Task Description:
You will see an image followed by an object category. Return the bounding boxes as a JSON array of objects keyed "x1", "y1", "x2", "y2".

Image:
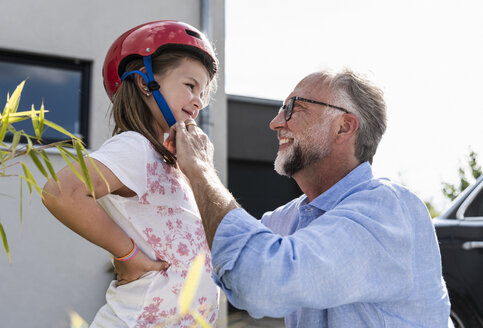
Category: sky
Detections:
[{"x1": 225, "y1": 0, "x2": 483, "y2": 211}]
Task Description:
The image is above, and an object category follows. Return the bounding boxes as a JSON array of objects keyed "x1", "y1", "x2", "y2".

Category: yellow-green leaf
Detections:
[
  {"x1": 29, "y1": 151, "x2": 48, "y2": 178},
  {"x1": 38, "y1": 102, "x2": 45, "y2": 136},
  {"x1": 40, "y1": 150, "x2": 59, "y2": 186},
  {"x1": 10, "y1": 130, "x2": 21, "y2": 156},
  {"x1": 69, "y1": 311, "x2": 88, "y2": 328},
  {"x1": 191, "y1": 310, "x2": 212, "y2": 328},
  {"x1": 0, "y1": 111, "x2": 9, "y2": 142},
  {"x1": 0, "y1": 221, "x2": 11, "y2": 264},
  {"x1": 80, "y1": 143, "x2": 110, "y2": 193},
  {"x1": 20, "y1": 162, "x2": 43, "y2": 198},
  {"x1": 26, "y1": 135, "x2": 33, "y2": 155},
  {"x1": 21, "y1": 162, "x2": 33, "y2": 195},
  {"x1": 44, "y1": 119, "x2": 79, "y2": 140},
  {"x1": 4, "y1": 116, "x2": 29, "y2": 124},
  {"x1": 179, "y1": 253, "x2": 206, "y2": 315},
  {"x1": 57, "y1": 145, "x2": 85, "y2": 184},
  {"x1": 74, "y1": 141, "x2": 94, "y2": 198},
  {"x1": 4, "y1": 80, "x2": 25, "y2": 115},
  {"x1": 30, "y1": 104, "x2": 41, "y2": 139}
]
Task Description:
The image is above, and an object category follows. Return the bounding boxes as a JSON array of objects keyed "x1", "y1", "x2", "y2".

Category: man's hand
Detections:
[
  {"x1": 165, "y1": 119, "x2": 215, "y2": 180},
  {"x1": 166, "y1": 119, "x2": 240, "y2": 249},
  {"x1": 114, "y1": 250, "x2": 170, "y2": 286}
]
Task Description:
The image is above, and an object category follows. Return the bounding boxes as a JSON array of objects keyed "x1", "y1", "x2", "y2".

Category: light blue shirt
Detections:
[{"x1": 211, "y1": 162, "x2": 452, "y2": 327}]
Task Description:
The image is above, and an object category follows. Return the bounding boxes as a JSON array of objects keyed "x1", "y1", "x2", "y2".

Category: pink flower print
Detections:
[
  {"x1": 209, "y1": 312, "x2": 217, "y2": 324},
  {"x1": 198, "y1": 297, "x2": 207, "y2": 305},
  {"x1": 195, "y1": 225, "x2": 205, "y2": 239},
  {"x1": 204, "y1": 253, "x2": 212, "y2": 272},
  {"x1": 166, "y1": 220, "x2": 174, "y2": 231},
  {"x1": 146, "y1": 233, "x2": 162, "y2": 249},
  {"x1": 146, "y1": 162, "x2": 157, "y2": 176},
  {"x1": 139, "y1": 193, "x2": 150, "y2": 204},
  {"x1": 171, "y1": 285, "x2": 181, "y2": 295},
  {"x1": 157, "y1": 206, "x2": 183, "y2": 217},
  {"x1": 176, "y1": 219, "x2": 183, "y2": 229},
  {"x1": 181, "y1": 270, "x2": 188, "y2": 279},
  {"x1": 169, "y1": 307, "x2": 177, "y2": 316},
  {"x1": 149, "y1": 181, "x2": 165, "y2": 195},
  {"x1": 137, "y1": 297, "x2": 163, "y2": 324},
  {"x1": 185, "y1": 232, "x2": 193, "y2": 243},
  {"x1": 177, "y1": 242, "x2": 189, "y2": 256}
]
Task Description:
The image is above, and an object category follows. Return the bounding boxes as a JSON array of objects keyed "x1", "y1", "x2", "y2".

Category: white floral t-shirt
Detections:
[{"x1": 89, "y1": 131, "x2": 218, "y2": 328}]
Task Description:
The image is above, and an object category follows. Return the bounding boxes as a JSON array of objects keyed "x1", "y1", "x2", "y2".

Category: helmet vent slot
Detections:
[{"x1": 185, "y1": 29, "x2": 201, "y2": 40}]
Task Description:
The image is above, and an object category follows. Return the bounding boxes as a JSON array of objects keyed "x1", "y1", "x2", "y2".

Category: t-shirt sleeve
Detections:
[{"x1": 89, "y1": 131, "x2": 148, "y2": 197}]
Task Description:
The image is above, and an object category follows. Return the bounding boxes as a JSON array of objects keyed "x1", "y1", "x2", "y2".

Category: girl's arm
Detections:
[{"x1": 42, "y1": 158, "x2": 168, "y2": 283}]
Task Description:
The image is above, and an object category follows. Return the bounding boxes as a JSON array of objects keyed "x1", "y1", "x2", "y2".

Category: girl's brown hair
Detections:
[{"x1": 110, "y1": 50, "x2": 216, "y2": 166}]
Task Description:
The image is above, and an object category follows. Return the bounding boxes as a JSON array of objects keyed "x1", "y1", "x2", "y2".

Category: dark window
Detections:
[
  {"x1": 0, "y1": 49, "x2": 91, "y2": 146},
  {"x1": 464, "y1": 187, "x2": 483, "y2": 218}
]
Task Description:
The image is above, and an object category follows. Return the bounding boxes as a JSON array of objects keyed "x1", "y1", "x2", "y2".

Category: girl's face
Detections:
[{"x1": 147, "y1": 58, "x2": 210, "y2": 136}]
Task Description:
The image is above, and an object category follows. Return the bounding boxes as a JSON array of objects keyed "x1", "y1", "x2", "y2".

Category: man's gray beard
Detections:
[{"x1": 274, "y1": 141, "x2": 329, "y2": 177}]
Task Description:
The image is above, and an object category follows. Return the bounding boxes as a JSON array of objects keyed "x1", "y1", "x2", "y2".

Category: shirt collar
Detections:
[{"x1": 307, "y1": 161, "x2": 374, "y2": 212}]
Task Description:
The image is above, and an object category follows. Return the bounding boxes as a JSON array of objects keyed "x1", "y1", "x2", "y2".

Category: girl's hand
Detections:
[{"x1": 114, "y1": 249, "x2": 170, "y2": 286}]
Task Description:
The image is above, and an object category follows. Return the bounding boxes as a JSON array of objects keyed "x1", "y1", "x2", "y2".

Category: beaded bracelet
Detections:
[{"x1": 114, "y1": 238, "x2": 138, "y2": 261}]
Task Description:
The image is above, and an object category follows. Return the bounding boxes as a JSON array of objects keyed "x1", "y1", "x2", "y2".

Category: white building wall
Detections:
[{"x1": 0, "y1": 0, "x2": 227, "y2": 326}]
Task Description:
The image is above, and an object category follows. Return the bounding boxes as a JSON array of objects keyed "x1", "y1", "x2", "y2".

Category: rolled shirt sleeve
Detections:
[{"x1": 211, "y1": 185, "x2": 414, "y2": 319}]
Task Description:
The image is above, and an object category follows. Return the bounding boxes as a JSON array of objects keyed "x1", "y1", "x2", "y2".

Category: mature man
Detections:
[{"x1": 174, "y1": 70, "x2": 451, "y2": 326}]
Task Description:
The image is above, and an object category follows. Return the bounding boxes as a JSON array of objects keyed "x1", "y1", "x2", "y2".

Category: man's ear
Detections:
[{"x1": 336, "y1": 114, "x2": 359, "y2": 144}]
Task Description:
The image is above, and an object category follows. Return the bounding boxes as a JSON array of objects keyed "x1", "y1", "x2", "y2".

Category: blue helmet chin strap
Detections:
[{"x1": 120, "y1": 55, "x2": 177, "y2": 127}]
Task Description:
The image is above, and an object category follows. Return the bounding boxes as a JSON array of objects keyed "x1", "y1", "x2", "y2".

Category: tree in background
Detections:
[
  {"x1": 424, "y1": 148, "x2": 481, "y2": 218},
  {"x1": 442, "y1": 149, "x2": 482, "y2": 202}
]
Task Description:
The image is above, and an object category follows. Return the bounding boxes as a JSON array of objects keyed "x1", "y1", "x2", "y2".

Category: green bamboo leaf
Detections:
[
  {"x1": 1, "y1": 92, "x2": 9, "y2": 117},
  {"x1": 0, "y1": 221, "x2": 11, "y2": 264},
  {"x1": 74, "y1": 140, "x2": 94, "y2": 198},
  {"x1": 43, "y1": 119, "x2": 79, "y2": 140},
  {"x1": 78, "y1": 141, "x2": 110, "y2": 193},
  {"x1": 20, "y1": 162, "x2": 43, "y2": 197},
  {"x1": 8, "y1": 110, "x2": 42, "y2": 117},
  {"x1": 21, "y1": 162, "x2": 33, "y2": 195},
  {"x1": 26, "y1": 135, "x2": 33, "y2": 155},
  {"x1": 10, "y1": 130, "x2": 21, "y2": 155},
  {"x1": 38, "y1": 102, "x2": 45, "y2": 136},
  {"x1": 191, "y1": 310, "x2": 211, "y2": 328},
  {"x1": 20, "y1": 174, "x2": 43, "y2": 198},
  {"x1": 0, "y1": 111, "x2": 9, "y2": 142},
  {"x1": 29, "y1": 151, "x2": 48, "y2": 178},
  {"x1": 40, "y1": 150, "x2": 59, "y2": 185},
  {"x1": 57, "y1": 145, "x2": 85, "y2": 184},
  {"x1": 30, "y1": 104, "x2": 40, "y2": 139},
  {"x1": 58, "y1": 144, "x2": 78, "y2": 160},
  {"x1": 5, "y1": 80, "x2": 25, "y2": 114},
  {"x1": 4, "y1": 116, "x2": 29, "y2": 124},
  {"x1": 179, "y1": 253, "x2": 205, "y2": 315}
]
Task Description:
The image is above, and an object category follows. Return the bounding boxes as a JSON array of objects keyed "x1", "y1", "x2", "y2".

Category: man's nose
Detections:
[{"x1": 269, "y1": 109, "x2": 287, "y2": 131}]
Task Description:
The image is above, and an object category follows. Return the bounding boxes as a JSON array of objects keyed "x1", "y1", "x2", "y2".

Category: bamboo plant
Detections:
[{"x1": 0, "y1": 81, "x2": 104, "y2": 264}]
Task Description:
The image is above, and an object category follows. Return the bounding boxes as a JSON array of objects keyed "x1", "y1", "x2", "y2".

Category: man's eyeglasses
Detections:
[{"x1": 279, "y1": 96, "x2": 350, "y2": 121}]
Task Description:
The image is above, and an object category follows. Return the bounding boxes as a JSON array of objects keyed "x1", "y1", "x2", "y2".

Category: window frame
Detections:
[
  {"x1": 457, "y1": 179, "x2": 483, "y2": 220},
  {"x1": 0, "y1": 48, "x2": 91, "y2": 147}
]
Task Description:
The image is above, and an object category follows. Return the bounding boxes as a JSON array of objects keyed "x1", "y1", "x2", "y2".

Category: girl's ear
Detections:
[{"x1": 134, "y1": 67, "x2": 148, "y2": 93}]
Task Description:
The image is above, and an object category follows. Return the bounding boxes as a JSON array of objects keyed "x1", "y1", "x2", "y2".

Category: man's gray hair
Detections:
[{"x1": 326, "y1": 69, "x2": 387, "y2": 164}]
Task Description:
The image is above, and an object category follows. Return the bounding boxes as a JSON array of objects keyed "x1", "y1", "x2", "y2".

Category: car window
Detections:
[{"x1": 464, "y1": 188, "x2": 483, "y2": 218}]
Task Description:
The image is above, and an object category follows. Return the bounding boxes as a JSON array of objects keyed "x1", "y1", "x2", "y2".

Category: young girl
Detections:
[{"x1": 42, "y1": 20, "x2": 219, "y2": 327}]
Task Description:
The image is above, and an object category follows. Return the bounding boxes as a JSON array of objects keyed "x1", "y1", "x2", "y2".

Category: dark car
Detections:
[{"x1": 434, "y1": 176, "x2": 483, "y2": 328}]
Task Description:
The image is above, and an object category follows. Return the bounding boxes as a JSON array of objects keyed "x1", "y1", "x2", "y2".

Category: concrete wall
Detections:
[{"x1": 0, "y1": 0, "x2": 226, "y2": 326}]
